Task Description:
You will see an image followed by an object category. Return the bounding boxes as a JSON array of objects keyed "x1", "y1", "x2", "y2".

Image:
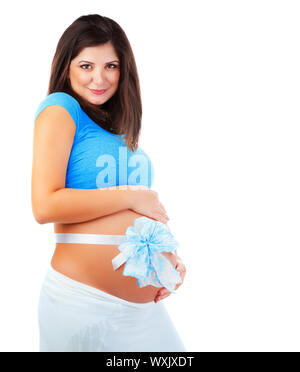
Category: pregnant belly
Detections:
[{"x1": 52, "y1": 210, "x2": 174, "y2": 303}]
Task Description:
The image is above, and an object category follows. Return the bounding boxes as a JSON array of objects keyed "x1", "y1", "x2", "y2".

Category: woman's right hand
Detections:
[{"x1": 127, "y1": 185, "x2": 169, "y2": 224}]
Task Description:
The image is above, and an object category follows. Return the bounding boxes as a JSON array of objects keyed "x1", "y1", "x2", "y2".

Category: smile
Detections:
[{"x1": 89, "y1": 89, "x2": 107, "y2": 95}]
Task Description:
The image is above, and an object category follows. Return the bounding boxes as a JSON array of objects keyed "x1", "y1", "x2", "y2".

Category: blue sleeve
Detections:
[{"x1": 33, "y1": 92, "x2": 81, "y2": 136}]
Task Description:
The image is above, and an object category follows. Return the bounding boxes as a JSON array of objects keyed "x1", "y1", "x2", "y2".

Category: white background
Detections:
[{"x1": 0, "y1": 0, "x2": 299, "y2": 352}]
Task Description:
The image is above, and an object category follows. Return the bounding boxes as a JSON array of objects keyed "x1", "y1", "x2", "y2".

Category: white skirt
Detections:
[{"x1": 38, "y1": 264, "x2": 187, "y2": 352}]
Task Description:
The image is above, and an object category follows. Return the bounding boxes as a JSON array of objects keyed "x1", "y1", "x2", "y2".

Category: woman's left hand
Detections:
[{"x1": 154, "y1": 253, "x2": 186, "y2": 303}]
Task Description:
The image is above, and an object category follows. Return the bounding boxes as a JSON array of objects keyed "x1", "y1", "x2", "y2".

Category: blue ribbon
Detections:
[{"x1": 112, "y1": 216, "x2": 182, "y2": 293}]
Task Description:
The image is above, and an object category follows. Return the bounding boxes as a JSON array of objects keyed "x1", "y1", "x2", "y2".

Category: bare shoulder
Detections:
[{"x1": 35, "y1": 104, "x2": 76, "y2": 134}]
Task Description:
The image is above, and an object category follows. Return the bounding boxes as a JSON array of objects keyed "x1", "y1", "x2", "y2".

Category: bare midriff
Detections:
[{"x1": 52, "y1": 209, "x2": 171, "y2": 303}]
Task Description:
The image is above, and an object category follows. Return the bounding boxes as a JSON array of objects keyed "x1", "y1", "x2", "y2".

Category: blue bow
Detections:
[{"x1": 111, "y1": 216, "x2": 182, "y2": 293}]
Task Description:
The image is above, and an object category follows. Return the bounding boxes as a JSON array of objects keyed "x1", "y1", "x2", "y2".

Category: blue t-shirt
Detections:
[{"x1": 33, "y1": 92, "x2": 155, "y2": 189}]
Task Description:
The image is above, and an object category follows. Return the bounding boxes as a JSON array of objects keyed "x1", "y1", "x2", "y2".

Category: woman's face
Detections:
[{"x1": 68, "y1": 43, "x2": 120, "y2": 105}]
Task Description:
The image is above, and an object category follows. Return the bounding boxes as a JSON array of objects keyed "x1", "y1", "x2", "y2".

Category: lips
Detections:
[{"x1": 90, "y1": 89, "x2": 107, "y2": 95}]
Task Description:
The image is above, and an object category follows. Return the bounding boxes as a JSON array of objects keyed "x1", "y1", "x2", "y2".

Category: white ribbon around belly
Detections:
[{"x1": 55, "y1": 217, "x2": 182, "y2": 293}]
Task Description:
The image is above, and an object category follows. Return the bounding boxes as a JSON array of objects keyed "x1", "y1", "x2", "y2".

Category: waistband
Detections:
[
  {"x1": 46, "y1": 263, "x2": 155, "y2": 309},
  {"x1": 55, "y1": 233, "x2": 125, "y2": 245}
]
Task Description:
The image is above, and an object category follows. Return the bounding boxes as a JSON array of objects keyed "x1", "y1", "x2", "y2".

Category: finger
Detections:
[
  {"x1": 159, "y1": 203, "x2": 168, "y2": 217},
  {"x1": 174, "y1": 265, "x2": 186, "y2": 289},
  {"x1": 178, "y1": 270, "x2": 186, "y2": 283},
  {"x1": 159, "y1": 289, "x2": 171, "y2": 297},
  {"x1": 176, "y1": 263, "x2": 186, "y2": 276},
  {"x1": 178, "y1": 268, "x2": 186, "y2": 279},
  {"x1": 158, "y1": 210, "x2": 169, "y2": 222},
  {"x1": 175, "y1": 256, "x2": 184, "y2": 265},
  {"x1": 156, "y1": 287, "x2": 171, "y2": 297},
  {"x1": 155, "y1": 215, "x2": 169, "y2": 224},
  {"x1": 158, "y1": 201, "x2": 165, "y2": 211},
  {"x1": 155, "y1": 293, "x2": 171, "y2": 302},
  {"x1": 157, "y1": 202, "x2": 169, "y2": 216},
  {"x1": 175, "y1": 269, "x2": 184, "y2": 281}
]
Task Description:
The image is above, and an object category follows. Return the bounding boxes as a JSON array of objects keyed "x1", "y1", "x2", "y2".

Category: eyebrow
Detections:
[{"x1": 78, "y1": 60, "x2": 120, "y2": 64}]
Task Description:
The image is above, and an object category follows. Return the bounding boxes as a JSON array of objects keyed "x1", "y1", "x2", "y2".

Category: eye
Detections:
[
  {"x1": 80, "y1": 64, "x2": 91, "y2": 70},
  {"x1": 80, "y1": 64, "x2": 119, "y2": 70},
  {"x1": 108, "y1": 64, "x2": 119, "y2": 69}
]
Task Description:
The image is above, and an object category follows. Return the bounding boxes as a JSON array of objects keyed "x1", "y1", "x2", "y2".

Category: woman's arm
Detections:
[
  {"x1": 32, "y1": 105, "x2": 169, "y2": 225},
  {"x1": 34, "y1": 186, "x2": 133, "y2": 224},
  {"x1": 31, "y1": 105, "x2": 134, "y2": 224}
]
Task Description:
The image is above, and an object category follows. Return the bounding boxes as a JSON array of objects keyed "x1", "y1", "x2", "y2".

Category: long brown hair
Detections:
[{"x1": 47, "y1": 14, "x2": 142, "y2": 152}]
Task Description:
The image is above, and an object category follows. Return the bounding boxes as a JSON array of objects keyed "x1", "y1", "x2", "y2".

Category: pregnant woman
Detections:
[{"x1": 32, "y1": 14, "x2": 187, "y2": 352}]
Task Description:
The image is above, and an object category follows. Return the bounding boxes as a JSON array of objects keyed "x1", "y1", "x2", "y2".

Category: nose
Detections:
[{"x1": 92, "y1": 67, "x2": 106, "y2": 85}]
